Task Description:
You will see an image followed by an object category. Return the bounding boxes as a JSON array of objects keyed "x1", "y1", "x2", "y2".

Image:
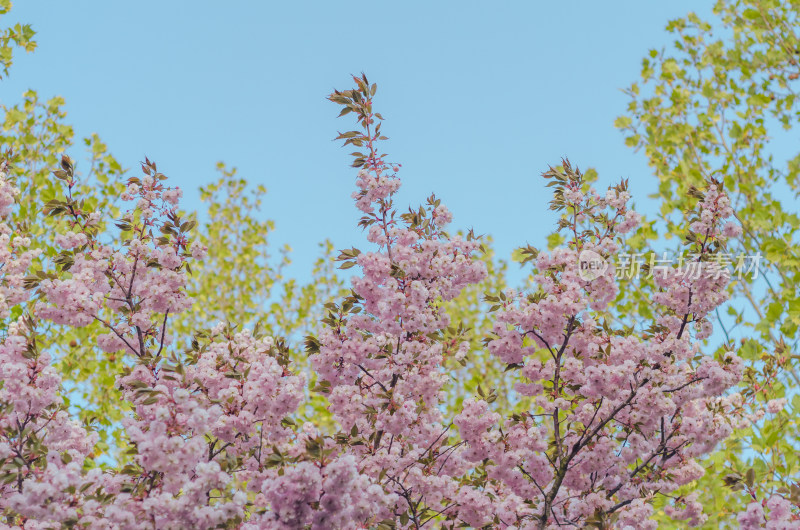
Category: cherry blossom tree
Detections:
[{"x1": 1, "y1": 76, "x2": 792, "y2": 528}]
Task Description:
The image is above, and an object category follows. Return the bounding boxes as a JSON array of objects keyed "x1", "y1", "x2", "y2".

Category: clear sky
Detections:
[{"x1": 2, "y1": 1, "x2": 715, "y2": 285}]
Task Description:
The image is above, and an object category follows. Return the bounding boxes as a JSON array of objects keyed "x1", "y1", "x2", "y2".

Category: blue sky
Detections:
[{"x1": 2, "y1": 1, "x2": 714, "y2": 285}]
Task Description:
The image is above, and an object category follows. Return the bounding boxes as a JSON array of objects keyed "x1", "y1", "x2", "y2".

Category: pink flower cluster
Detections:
[
  {"x1": 456, "y1": 172, "x2": 747, "y2": 527},
  {"x1": 0, "y1": 166, "x2": 104, "y2": 527},
  {"x1": 35, "y1": 166, "x2": 194, "y2": 349},
  {"x1": 0, "y1": 317, "x2": 105, "y2": 526},
  {"x1": 310, "y1": 120, "x2": 495, "y2": 525},
  {"x1": 738, "y1": 496, "x2": 796, "y2": 529},
  {"x1": 0, "y1": 156, "x2": 395, "y2": 529},
  {"x1": 0, "y1": 169, "x2": 41, "y2": 320}
]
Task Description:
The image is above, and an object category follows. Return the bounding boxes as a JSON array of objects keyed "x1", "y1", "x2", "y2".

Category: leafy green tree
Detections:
[
  {"x1": 178, "y1": 162, "x2": 344, "y2": 336},
  {"x1": 0, "y1": 0, "x2": 34, "y2": 78},
  {"x1": 618, "y1": 0, "x2": 800, "y2": 525}
]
